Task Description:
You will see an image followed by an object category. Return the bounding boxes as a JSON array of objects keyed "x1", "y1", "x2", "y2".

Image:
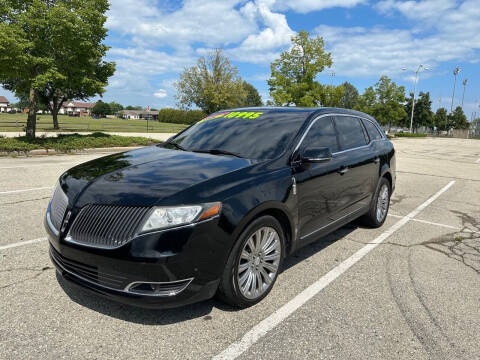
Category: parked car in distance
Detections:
[{"x1": 45, "y1": 107, "x2": 396, "y2": 308}]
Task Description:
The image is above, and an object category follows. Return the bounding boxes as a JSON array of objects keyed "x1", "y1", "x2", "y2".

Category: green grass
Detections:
[
  {"x1": 0, "y1": 132, "x2": 158, "y2": 153},
  {"x1": 393, "y1": 132, "x2": 428, "y2": 137},
  {"x1": 0, "y1": 113, "x2": 187, "y2": 133}
]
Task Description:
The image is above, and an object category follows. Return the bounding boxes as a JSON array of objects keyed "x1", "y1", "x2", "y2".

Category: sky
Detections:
[{"x1": 1, "y1": 0, "x2": 480, "y2": 119}]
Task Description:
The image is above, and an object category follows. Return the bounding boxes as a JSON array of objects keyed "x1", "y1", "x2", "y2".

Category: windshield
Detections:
[{"x1": 166, "y1": 110, "x2": 307, "y2": 160}]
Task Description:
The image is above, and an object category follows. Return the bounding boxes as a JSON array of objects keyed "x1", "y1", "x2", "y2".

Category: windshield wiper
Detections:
[
  {"x1": 165, "y1": 142, "x2": 187, "y2": 151},
  {"x1": 191, "y1": 148, "x2": 245, "y2": 158}
]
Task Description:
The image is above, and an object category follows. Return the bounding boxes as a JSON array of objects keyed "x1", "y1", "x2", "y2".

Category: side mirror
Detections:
[{"x1": 300, "y1": 147, "x2": 332, "y2": 163}]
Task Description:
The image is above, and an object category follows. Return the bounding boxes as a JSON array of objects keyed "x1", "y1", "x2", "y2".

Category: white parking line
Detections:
[
  {"x1": 388, "y1": 214, "x2": 460, "y2": 230},
  {"x1": 213, "y1": 180, "x2": 455, "y2": 360},
  {"x1": 0, "y1": 237, "x2": 47, "y2": 251},
  {"x1": 0, "y1": 186, "x2": 53, "y2": 195}
]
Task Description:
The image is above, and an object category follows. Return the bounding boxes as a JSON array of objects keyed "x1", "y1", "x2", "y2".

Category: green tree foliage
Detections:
[
  {"x1": 0, "y1": 0, "x2": 114, "y2": 137},
  {"x1": 125, "y1": 105, "x2": 142, "y2": 110},
  {"x1": 157, "y1": 108, "x2": 206, "y2": 125},
  {"x1": 92, "y1": 101, "x2": 111, "y2": 117},
  {"x1": 434, "y1": 107, "x2": 448, "y2": 131},
  {"x1": 267, "y1": 30, "x2": 333, "y2": 106},
  {"x1": 404, "y1": 92, "x2": 434, "y2": 131},
  {"x1": 339, "y1": 82, "x2": 359, "y2": 109},
  {"x1": 109, "y1": 102, "x2": 124, "y2": 114},
  {"x1": 355, "y1": 76, "x2": 406, "y2": 129},
  {"x1": 242, "y1": 81, "x2": 263, "y2": 107},
  {"x1": 175, "y1": 49, "x2": 246, "y2": 113},
  {"x1": 448, "y1": 106, "x2": 469, "y2": 129}
]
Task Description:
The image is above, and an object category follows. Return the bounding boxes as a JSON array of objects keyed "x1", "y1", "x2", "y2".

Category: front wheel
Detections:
[
  {"x1": 218, "y1": 216, "x2": 285, "y2": 308},
  {"x1": 362, "y1": 177, "x2": 391, "y2": 228}
]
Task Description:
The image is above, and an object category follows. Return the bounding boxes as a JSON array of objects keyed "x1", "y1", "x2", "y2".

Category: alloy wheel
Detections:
[
  {"x1": 376, "y1": 184, "x2": 390, "y2": 222},
  {"x1": 237, "y1": 226, "x2": 281, "y2": 300}
]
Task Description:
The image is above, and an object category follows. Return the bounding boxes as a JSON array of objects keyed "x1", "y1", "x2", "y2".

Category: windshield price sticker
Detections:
[{"x1": 198, "y1": 111, "x2": 263, "y2": 123}]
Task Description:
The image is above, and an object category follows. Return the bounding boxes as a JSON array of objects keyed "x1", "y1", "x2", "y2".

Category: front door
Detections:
[{"x1": 294, "y1": 116, "x2": 348, "y2": 240}]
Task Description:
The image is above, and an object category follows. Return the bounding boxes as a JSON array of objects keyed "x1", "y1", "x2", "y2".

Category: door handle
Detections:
[
  {"x1": 374, "y1": 157, "x2": 380, "y2": 164},
  {"x1": 338, "y1": 166, "x2": 349, "y2": 175}
]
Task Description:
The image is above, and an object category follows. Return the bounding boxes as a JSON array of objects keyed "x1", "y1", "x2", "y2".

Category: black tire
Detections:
[
  {"x1": 217, "y1": 215, "x2": 285, "y2": 308},
  {"x1": 362, "y1": 177, "x2": 391, "y2": 228}
]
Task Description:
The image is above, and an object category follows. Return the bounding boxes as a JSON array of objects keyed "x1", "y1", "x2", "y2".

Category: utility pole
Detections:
[
  {"x1": 450, "y1": 67, "x2": 460, "y2": 112},
  {"x1": 461, "y1": 79, "x2": 468, "y2": 109},
  {"x1": 402, "y1": 64, "x2": 429, "y2": 133}
]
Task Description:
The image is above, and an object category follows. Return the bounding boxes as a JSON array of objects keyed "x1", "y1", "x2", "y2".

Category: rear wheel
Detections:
[
  {"x1": 218, "y1": 216, "x2": 285, "y2": 308},
  {"x1": 362, "y1": 177, "x2": 391, "y2": 228}
]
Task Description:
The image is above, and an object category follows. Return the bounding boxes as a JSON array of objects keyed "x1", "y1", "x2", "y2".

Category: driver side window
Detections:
[{"x1": 302, "y1": 116, "x2": 339, "y2": 153}]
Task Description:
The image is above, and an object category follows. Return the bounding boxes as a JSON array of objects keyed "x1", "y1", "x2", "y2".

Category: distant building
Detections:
[
  {"x1": 59, "y1": 101, "x2": 96, "y2": 116},
  {"x1": 120, "y1": 110, "x2": 158, "y2": 121},
  {"x1": 0, "y1": 96, "x2": 10, "y2": 112}
]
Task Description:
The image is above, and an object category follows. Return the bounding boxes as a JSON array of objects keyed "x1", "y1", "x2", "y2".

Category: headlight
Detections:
[{"x1": 140, "y1": 202, "x2": 221, "y2": 233}]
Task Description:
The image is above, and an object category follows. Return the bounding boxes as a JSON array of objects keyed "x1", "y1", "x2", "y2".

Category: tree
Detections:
[
  {"x1": 175, "y1": 49, "x2": 246, "y2": 113},
  {"x1": 339, "y1": 82, "x2": 359, "y2": 109},
  {"x1": 0, "y1": 0, "x2": 114, "y2": 137},
  {"x1": 434, "y1": 108, "x2": 448, "y2": 131},
  {"x1": 109, "y1": 102, "x2": 124, "y2": 114},
  {"x1": 242, "y1": 81, "x2": 263, "y2": 107},
  {"x1": 267, "y1": 30, "x2": 332, "y2": 106},
  {"x1": 355, "y1": 76, "x2": 406, "y2": 130},
  {"x1": 125, "y1": 105, "x2": 142, "y2": 110},
  {"x1": 448, "y1": 106, "x2": 469, "y2": 129},
  {"x1": 92, "y1": 101, "x2": 111, "y2": 117},
  {"x1": 404, "y1": 91, "x2": 434, "y2": 132}
]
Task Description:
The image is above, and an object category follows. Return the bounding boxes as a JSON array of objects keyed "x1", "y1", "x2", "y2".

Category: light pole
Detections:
[
  {"x1": 461, "y1": 79, "x2": 468, "y2": 109},
  {"x1": 450, "y1": 67, "x2": 460, "y2": 112},
  {"x1": 328, "y1": 71, "x2": 335, "y2": 85},
  {"x1": 402, "y1": 64, "x2": 429, "y2": 133}
]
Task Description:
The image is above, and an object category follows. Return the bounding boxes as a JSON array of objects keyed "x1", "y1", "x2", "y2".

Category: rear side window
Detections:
[
  {"x1": 334, "y1": 116, "x2": 368, "y2": 150},
  {"x1": 362, "y1": 119, "x2": 383, "y2": 140},
  {"x1": 302, "y1": 116, "x2": 339, "y2": 152}
]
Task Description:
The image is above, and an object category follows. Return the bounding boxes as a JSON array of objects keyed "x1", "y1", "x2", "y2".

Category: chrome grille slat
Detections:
[
  {"x1": 67, "y1": 204, "x2": 150, "y2": 248},
  {"x1": 50, "y1": 185, "x2": 69, "y2": 230}
]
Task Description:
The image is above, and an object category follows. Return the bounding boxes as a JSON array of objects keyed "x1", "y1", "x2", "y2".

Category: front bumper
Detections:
[{"x1": 45, "y1": 211, "x2": 232, "y2": 309}]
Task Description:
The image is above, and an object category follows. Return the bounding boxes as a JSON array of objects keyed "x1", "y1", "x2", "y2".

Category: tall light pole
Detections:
[
  {"x1": 402, "y1": 64, "x2": 429, "y2": 133},
  {"x1": 461, "y1": 79, "x2": 468, "y2": 109},
  {"x1": 450, "y1": 67, "x2": 460, "y2": 112},
  {"x1": 328, "y1": 71, "x2": 335, "y2": 85}
]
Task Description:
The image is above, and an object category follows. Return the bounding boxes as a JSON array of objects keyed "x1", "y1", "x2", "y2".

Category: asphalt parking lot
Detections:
[{"x1": 1, "y1": 137, "x2": 479, "y2": 360}]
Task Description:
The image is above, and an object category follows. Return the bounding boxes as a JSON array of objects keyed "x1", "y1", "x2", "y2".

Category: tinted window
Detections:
[
  {"x1": 362, "y1": 119, "x2": 383, "y2": 140},
  {"x1": 334, "y1": 116, "x2": 368, "y2": 150},
  {"x1": 168, "y1": 111, "x2": 306, "y2": 160},
  {"x1": 301, "y1": 116, "x2": 339, "y2": 152}
]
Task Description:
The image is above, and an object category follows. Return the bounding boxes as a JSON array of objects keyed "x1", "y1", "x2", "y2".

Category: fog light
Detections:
[{"x1": 125, "y1": 278, "x2": 193, "y2": 297}]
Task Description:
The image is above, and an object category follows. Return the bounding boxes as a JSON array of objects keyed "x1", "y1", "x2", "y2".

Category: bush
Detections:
[
  {"x1": 393, "y1": 132, "x2": 428, "y2": 137},
  {"x1": 0, "y1": 132, "x2": 156, "y2": 153},
  {"x1": 158, "y1": 108, "x2": 206, "y2": 125}
]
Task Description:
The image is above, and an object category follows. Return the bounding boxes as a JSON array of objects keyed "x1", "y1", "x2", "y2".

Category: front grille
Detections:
[
  {"x1": 50, "y1": 185, "x2": 69, "y2": 230},
  {"x1": 67, "y1": 204, "x2": 151, "y2": 248},
  {"x1": 50, "y1": 246, "x2": 127, "y2": 289}
]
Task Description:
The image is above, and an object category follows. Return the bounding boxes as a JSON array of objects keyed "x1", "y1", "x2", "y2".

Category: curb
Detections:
[{"x1": 0, "y1": 146, "x2": 146, "y2": 157}]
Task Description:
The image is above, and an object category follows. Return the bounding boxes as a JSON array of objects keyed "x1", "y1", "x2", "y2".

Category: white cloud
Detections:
[
  {"x1": 154, "y1": 89, "x2": 167, "y2": 98},
  {"x1": 314, "y1": 0, "x2": 480, "y2": 78},
  {"x1": 107, "y1": 0, "x2": 257, "y2": 48},
  {"x1": 275, "y1": 0, "x2": 367, "y2": 13}
]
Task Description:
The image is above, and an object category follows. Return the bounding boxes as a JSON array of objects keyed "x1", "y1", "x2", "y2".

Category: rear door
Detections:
[{"x1": 332, "y1": 115, "x2": 378, "y2": 217}]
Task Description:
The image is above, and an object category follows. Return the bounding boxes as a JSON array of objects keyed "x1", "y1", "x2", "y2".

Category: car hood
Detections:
[{"x1": 61, "y1": 146, "x2": 255, "y2": 207}]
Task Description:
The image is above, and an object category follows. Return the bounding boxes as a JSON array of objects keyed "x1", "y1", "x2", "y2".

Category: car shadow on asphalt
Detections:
[{"x1": 56, "y1": 222, "x2": 360, "y2": 325}]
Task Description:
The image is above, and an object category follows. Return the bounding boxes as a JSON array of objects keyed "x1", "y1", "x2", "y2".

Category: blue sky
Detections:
[{"x1": 2, "y1": 0, "x2": 479, "y2": 118}]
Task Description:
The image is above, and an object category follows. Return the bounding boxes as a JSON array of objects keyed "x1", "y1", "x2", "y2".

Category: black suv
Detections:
[{"x1": 45, "y1": 107, "x2": 395, "y2": 308}]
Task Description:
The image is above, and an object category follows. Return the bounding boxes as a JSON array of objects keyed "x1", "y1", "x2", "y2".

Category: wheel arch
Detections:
[{"x1": 231, "y1": 201, "x2": 296, "y2": 257}]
